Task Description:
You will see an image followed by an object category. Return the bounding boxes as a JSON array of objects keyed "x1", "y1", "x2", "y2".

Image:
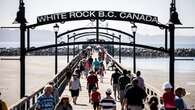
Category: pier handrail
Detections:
[
  {"x1": 10, "y1": 53, "x2": 82, "y2": 110},
  {"x1": 106, "y1": 52, "x2": 163, "y2": 101}
]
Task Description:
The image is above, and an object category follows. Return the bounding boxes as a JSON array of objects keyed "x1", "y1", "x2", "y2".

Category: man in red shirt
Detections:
[
  {"x1": 91, "y1": 87, "x2": 101, "y2": 110},
  {"x1": 87, "y1": 70, "x2": 99, "y2": 102}
]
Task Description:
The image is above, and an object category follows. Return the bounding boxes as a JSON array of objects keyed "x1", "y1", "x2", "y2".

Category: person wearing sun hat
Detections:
[
  {"x1": 99, "y1": 88, "x2": 116, "y2": 110},
  {"x1": 54, "y1": 95, "x2": 72, "y2": 110},
  {"x1": 161, "y1": 81, "x2": 176, "y2": 110}
]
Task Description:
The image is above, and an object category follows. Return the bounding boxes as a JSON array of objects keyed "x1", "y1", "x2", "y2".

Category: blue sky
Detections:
[{"x1": 0, "y1": 0, "x2": 195, "y2": 36}]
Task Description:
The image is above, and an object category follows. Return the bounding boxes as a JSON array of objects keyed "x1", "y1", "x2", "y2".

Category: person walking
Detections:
[
  {"x1": 48, "y1": 81, "x2": 59, "y2": 104},
  {"x1": 110, "y1": 68, "x2": 121, "y2": 100},
  {"x1": 118, "y1": 70, "x2": 131, "y2": 105},
  {"x1": 69, "y1": 74, "x2": 81, "y2": 104},
  {"x1": 123, "y1": 79, "x2": 147, "y2": 110},
  {"x1": 93, "y1": 58, "x2": 100, "y2": 72},
  {"x1": 135, "y1": 71, "x2": 145, "y2": 90},
  {"x1": 0, "y1": 92, "x2": 8, "y2": 110},
  {"x1": 99, "y1": 88, "x2": 116, "y2": 110},
  {"x1": 36, "y1": 85, "x2": 55, "y2": 110},
  {"x1": 54, "y1": 96, "x2": 72, "y2": 110},
  {"x1": 99, "y1": 62, "x2": 105, "y2": 83},
  {"x1": 91, "y1": 87, "x2": 101, "y2": 110},
  {"x1": 87, "y1": 70, "x2": 99, "y2": 102}
]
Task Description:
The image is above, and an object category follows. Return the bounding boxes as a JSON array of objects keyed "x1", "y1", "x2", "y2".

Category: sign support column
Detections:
[{"x1": 14, "y1": 0, "x2": 27, "y2": 98}]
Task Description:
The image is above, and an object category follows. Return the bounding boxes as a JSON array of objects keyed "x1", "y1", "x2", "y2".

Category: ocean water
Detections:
[
  {"x1": 115, "y1": 56, "x2": 195, "y2": 108},
  {"x1": 0, "y1": 56, "x2": 195, "y2": 107},
  {"x1": 0, "y1": 42, "x2": 195, "y2": 48}
]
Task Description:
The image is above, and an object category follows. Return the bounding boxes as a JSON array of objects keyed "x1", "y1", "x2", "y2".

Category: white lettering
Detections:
[
  {"x1": 61, "y1": 13, "x2": 67, "y2": 19},
  {"x1": 37, "y1": 11, "x2": 159, "y2": 26},
  {"x1": 119, "y1": 12, "x2": 126, "y2": 19},
  {"x1": 139, "y1": 14, "x2": 145, "y2": 21},
  {"x1": 76, "y1": 11, "x2": 82, "y2": 18},
  {"x1": 99, "y1": 11, "x2": 105, "y2": 17},
  {"x1": 126, "y1": 13, "x2": 133, "y2": 19},
  {"x1": 132, "y1": 13, "x2": 139, "y2": 20},
  {"x1": 83, "y1": 11, "x2": 89, "y2": 17},
  {"x1": 69, "y1": 11, "x2": 76, "y2": 18},
  {"x1": 107, "y1": 11, "x2": 114, "y2": 17},
  {"x1": 46, "y1": 15, "x2": 54, "y2": 21},
  {"x1": 37, "y1": 16, "x2": 47, "y2": 23},
  {"x1": 152, "y1": 17, "x2": 158, "y2": 23},
  {"x1": 90, "y1": 11, "x2": 95, "y2": 17},
  {"x1": 146, "y1": 15, "x2": 152, "y2": 22}
]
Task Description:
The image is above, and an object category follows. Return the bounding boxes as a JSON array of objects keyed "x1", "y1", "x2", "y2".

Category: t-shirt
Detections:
[
  {"x1": 135, "y1": 76, "x2": 145, "y2": 90},
  {"x1": 91, "y1": 91, "x2": 101, "y2": 102},
  {"x1": 162, "y1": 91, "x2": 176, "y2": 109},
  {"x1": 118, "y1": 75, "x2": 130, "y2": 90},
  {"x1": 87, "y1": 75, "x2": 98, "y2": 85},
  {"x1": 125, "y1": 86, "x2": 147, "y2": 106},
  {"x1": 70, "y1": 78, "x2": 80, "y2": 90},
  {"x1": 175, "y1": 96, "x2": 185, "y2": 110},
  {"x1": 100, "y1": 97, "x2": 116, "y2": 110},
  {"x1": 36, "y1": 94, "x2": 55, "y2": 110},
  {"x1": 111, "y1": 72, "x2": 121, "y2": 84},
  {"x1": 93, "y1": 60, "x2": 100, "y2": 69}
]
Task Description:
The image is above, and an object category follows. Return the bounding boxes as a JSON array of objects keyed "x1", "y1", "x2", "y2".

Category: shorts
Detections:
[
  {"x1": 93, "y1": 102, "x2": 100, "y2": 109},
  {"x1": 88, "y1": 84, "x2": 96, "y2": 93},
  {"x1": 119, "y1": 90, "x2": 125, "y2": 102},
  {"x1": 113, "y1": 84, "x2": 119, "y2": 91},
  {"x1": 71, "y1": 89, "x2": 79, "y2": 97}
]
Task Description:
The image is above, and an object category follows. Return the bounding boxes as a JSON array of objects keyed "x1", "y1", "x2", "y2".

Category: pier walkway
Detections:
[
  {"x1": 61, "y1": 68, "x2": 122, "y2": 110},
  {"x1": 10, "y1": 50, "x2": 161, "y2": 110}
]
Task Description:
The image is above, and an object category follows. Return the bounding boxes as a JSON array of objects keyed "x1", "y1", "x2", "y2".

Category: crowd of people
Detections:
[
  {"x1": 110, "y1": 68, "x2": 147, "y2": 110},
  {"x1": 1, "y1": 46, "x2": 190, "y2": 110}
]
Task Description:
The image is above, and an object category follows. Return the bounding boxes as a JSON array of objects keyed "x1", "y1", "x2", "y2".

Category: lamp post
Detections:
[
  {"x1": 13, "y1": 0, "x2": 27, "y2": 98},
  {"x1": 53, "y1": 24, "x2": 59, "y2": 75},
  {"x1": 168, "y1": 0, "x2": 182, "y2": 90},
  {"x1": 131, "y1": 24, "x2": 137, "y2": 74}
]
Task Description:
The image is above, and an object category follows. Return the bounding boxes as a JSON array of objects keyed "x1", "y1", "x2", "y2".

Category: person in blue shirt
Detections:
[
  {"x1": 93, "y1": 58, "x2": 100, "y2": 72},
  {"x1": 36, "y1": 85, "x2": 55, "y2": 110},
  {"x1": 175, "y1": 87, "x2": 187, "y2": 110}
]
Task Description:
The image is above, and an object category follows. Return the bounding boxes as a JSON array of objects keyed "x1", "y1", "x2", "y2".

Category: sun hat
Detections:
[
  {"x1": 106, "y1": 88, "x2": 112, "y2": 94},
  {"x1": 60, "y1": 95, "x2": 70, "y2": 101},
  {"x1": 162, "y1": 81, "x2": 172, "y2": 89}
]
